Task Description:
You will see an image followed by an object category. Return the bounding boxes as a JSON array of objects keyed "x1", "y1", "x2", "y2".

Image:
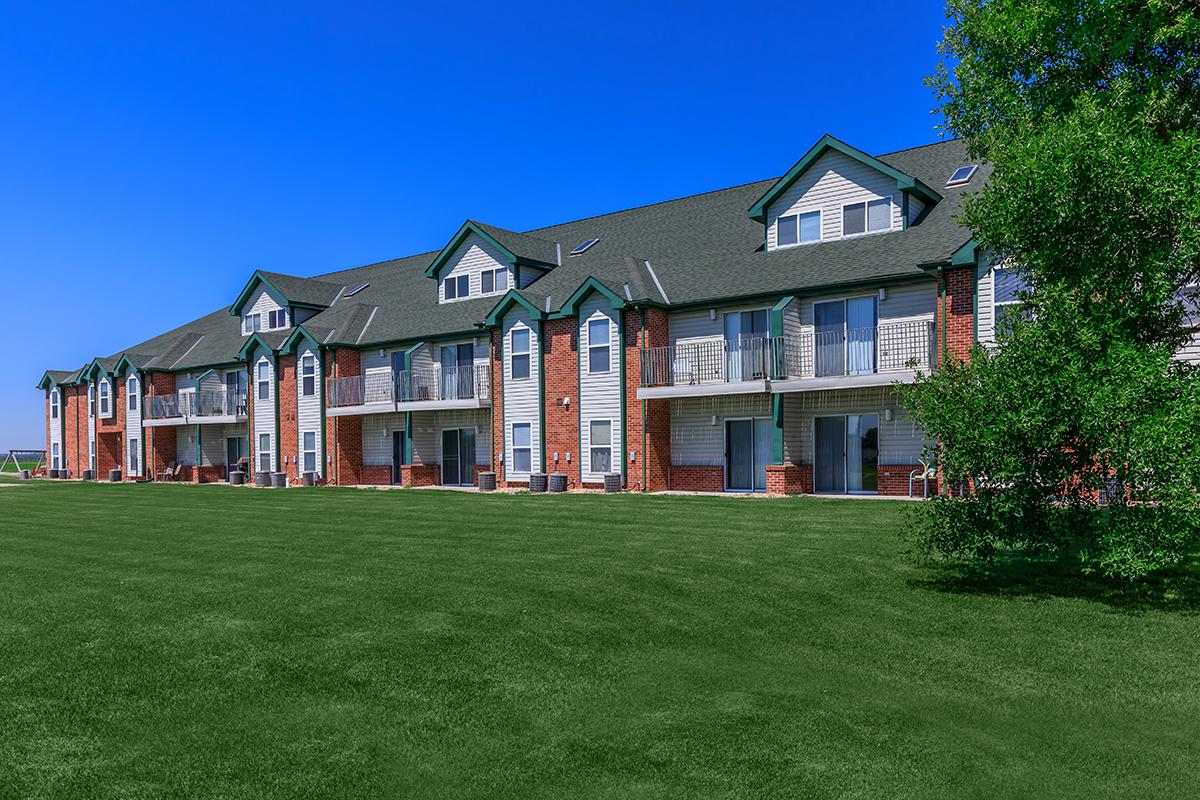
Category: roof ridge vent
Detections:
[{"x1": 343, "y1": 282, "x2": 369, "y2": 298}]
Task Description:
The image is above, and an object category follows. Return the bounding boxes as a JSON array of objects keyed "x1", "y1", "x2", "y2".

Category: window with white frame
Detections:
[
  {"x1": 443, "y1": 274, "x2": 470, "y2": 301},
  {"x1": 268, "y1": 309, "x2": 288, "y2": 329},
  {"x1": 89, "y1": 439, "x2": 95, "y2": 472},
  {"x1": 98, "y1": 380, "x2": 110, "y2": 417},
  {"x1": 51, "y1": 389, "x2": 59, "y2": 419},
  {"x1": 302, "y1": 431, "x2": 317, "y2": 474},
  {"x1": 51, "y1": 442, "x2": 59, "y2": 469},
  {"x1": 510, "y1": 327, "x2": 531, "y2": 380},
  {"x1": 257, "y1": 360, "x2": 270, "y2": 400},
  {"x1": 994, "y1": 266, "x2": 1031, "y2": 334},
  {"x1": 87, "y1": 384, "x2": 94, "y2": 418},
  {"x1": 127, "y1": 376, "x2": 138, "y2": 411},
  {"x1": 244, "y1": 313, "x2": 262, "y2": 333},
  {"x1": 589, "y1": 419, "x2": 612, "y2": 474},
  {"x1": 481, "y1": 267, "x2": 509, "y2": 295},
  {"x1": 512, "y1": 423, "x2": 531, "y2": 473},
  {"x1": 301, "y1": 355, "x2": 316, "y2": 396},
  {"x1": 777, "y1": 210, "x2": 821, "y2": 247},
  {"x1": 128, "y1": 438, "x2": 139, "y2": 475},
  {"x1": 587, "y1": 318, "x2": 610, "y2": 373},
  {"x1": 842, "y1": 198, "x2": 892, "y2": 236},
  {"x1": 259, "y1": 433, "x2": 271, "y2": 472}
]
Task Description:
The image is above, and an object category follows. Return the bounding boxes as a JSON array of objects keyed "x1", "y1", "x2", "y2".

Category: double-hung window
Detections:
[
  {"x1": 98, "y1": 380, "x2": 110, "y2": 417},
  {"x1": 259, "y1": 433, "x2": 271, "y2": 473},
  {"x1": 444, "y1": 274, "x2": 470, "y2": 300},
  {"x1": 842, "y1": 198, "x2": 891, "y2": 236},
  {"x1": 512, "y1": 423, "x2": 532, "y2": 473},
  {"x1": 52, "y1": 442, "x2": 60, "y2": 469},
  {"x1": 245, "y1": 313, "x2": 261, "y2": 333},
  {"x1": 510, "y1": 328, "x2": 531, "y2": 380},
  {"x1": 257, "y1": 361, "x2": 270, "y2": 401},
  {"x1": 777, "y1": 210, "x2": 820, "y2": 247},
  {"x1": 994, "y1": 266, "x2": 1031, "y2": 335},
  {"x1": 301, "y1": 355, "x2": 316, "y2": 396},
  {"x1": 589, "y1": 420, "x2": 612, "y2": 474},
  {"x1": 302, "y1": 431, "x2": 317, "y2": 474},
  {"x1": 87, "y1": 385, "x2": 94, "y2": 418},
  {"x1": 268, "y1": 309, "x2": 287, "y2": 329},
  {"x1": 127, "y1": 377, "x2": 138, "y2": 411},
  {"x1": 481, "y1": 268, "x2": 508, "y2": 294},
  {"x1": 128, "y1": 439, "x2": 139, "y2": 475},
  {"x1": 51, "y1": 389, "x2": 59, "y2": 420},
  {"x1": 587, "y1": 318, "x2": 610, "y2": 373}
]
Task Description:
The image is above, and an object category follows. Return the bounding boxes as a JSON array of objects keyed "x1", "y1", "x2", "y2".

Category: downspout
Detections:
[
  {"x1": 640, "y1": 307, "x2": 647, "y2": 492},
  {"x1": 617, "y1": 306, "x2": 626, "y2": 485},
  {"x1": 319, "y1": 351, "x2": 327, "y2": 482},
  {"x1": 938, "y1": 266, "x2": 947, "y2": 366}
]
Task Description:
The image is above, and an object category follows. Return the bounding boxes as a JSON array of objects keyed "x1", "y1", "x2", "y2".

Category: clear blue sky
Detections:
[{"x1": 0, "y1": 0, "x2": 950, "y2": 451}]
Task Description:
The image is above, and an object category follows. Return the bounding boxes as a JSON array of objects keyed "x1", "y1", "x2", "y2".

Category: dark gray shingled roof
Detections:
[{"x1": 74, "y1": 137, "x2": 982, "y2": 373}]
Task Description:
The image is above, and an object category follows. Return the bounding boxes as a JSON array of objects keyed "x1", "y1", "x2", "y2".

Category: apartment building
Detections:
[{"x1": 38, "y1": 135, "x2": 1026, "y2": 495}]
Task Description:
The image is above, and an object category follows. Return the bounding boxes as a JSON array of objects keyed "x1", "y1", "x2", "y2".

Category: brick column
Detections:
[
  {"x1": 146, "y1": 372, "x2": 177, "y2": 479},
  {"x1": 624, "y1": 307, "x2": 670, "y2": 491},
  {"x1": 939, "y1": 265, "x2": 976, "y2": 363},
  {"x1": 278, "y1": 354, "x2": 299, "y2": 484},
  {"x1": 490, "y1": 327, "x2": 507, "y2": 487},
  {"x1": 542, "y1": 317, "x2": 580, "y2": 486},
  {"x1": 330, "y1": 349, "x2": 362, "y2": 485}
]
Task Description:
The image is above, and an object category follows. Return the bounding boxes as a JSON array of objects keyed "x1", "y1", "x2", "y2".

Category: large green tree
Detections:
[{"x1": 901, "y1": 0, "x2": 1200, "y2": 579}]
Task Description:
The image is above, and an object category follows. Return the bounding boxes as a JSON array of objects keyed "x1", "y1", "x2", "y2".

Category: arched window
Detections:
[
  {"x1": 98, "y1": 379, "x2": 111, "y2": 417},
  {"x1": 127, "y1": 376, "x2": 139, "y2": 411},
  {"x1": 50, "y1": 389, "x2": 59, "y2": 420},
  {"x1": 87, "y1": 384, "x2": 95, "y2": 418}
]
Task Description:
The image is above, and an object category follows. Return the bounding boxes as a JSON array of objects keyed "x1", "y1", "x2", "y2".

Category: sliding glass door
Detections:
[
  {"x1": 813, "y1": 297, "x2": 878, "y2": 377},
  {"x1": 441, "y1": 427, "x2": 476, "y2": 486},
  {"x1": 814, "y1": 414, "x2": 879, "y2": 493},
  {"x1": 725, "y1": 417, "x2": 771, "y2": 492},
  {"x1": 723, "y1": 310, "x2": 769, "y2": 382}
]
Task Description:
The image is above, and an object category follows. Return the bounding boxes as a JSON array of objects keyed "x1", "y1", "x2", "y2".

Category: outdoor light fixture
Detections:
[
  {"x1": 566, "y1": 452, "x2": 572, "y2": 462},
  {"x1": 878, "y1": 288, "x2": 888, "y2": 301},
  {"x1": 884, "y1": 408, "x2": 895, "y2": 422},
  {"x1": 709, "y1": 309, "x2": 717, "y2": 321}
]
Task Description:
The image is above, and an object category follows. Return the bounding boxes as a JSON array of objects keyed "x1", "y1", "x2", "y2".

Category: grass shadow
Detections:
[{"x1": 907, "y1": 554, "x2": 1200, "y2": 615}]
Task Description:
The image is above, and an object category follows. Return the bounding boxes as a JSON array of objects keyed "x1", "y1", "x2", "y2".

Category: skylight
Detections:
[
  {"x1": 570, "y1": 238, "x2": 599, "y2": 256},
  {"x1": 344, "y1": 282, "x2": 369, "y2": 297},
  {"x1": 946, "y1": 165, "x2": 978, "y2": 186}
]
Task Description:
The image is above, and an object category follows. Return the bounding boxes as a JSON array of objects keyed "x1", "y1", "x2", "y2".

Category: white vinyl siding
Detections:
[
  {"x1": 976, "y1": 260, "x2": 996, "y2": 343},
  {"x1": 781, "y1": 387, "x2": 930, "y2": 467},
  {"x1": 242, "y1": 288, "x2": 287, "y2": 335},
  {"x1": 362, "y1": 412, "x2": 407, "y2": 466},
  {"x1": 125, "y1": 374, "x2": 142, "y2": 476},
  {"x1": 48, "y1": 390, "x2": 62, "y2": 467},
  {"x1": 251, "y1": 353, "x2": 276, "y2": 472},
  {"x1": 296, "y1": 347, "x2": 323, "y2": 476},
  {"x1": 409, "y1": 409, "x2": 492, "y2": 466},
  {"x1": 670, "y1": 394, "x2": 772, "y2": 466},
  {"x1": 668, "y1": 302, "x2": 776, "y2": 349},
  {"x1": 502, "y1": 310, "x2": 541, "y2": 479},
  {"x1": 765, "y1": 150, "x2": 904, "y2": 250},
  {"x1": 579, "y1": 297, "x2": 622, "y2": 481},
  {"x1": 438, "y1": 233, "x2": 514, "y2": 303}
]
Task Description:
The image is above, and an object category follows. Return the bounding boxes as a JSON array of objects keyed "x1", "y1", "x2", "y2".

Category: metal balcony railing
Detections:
[
  {"x1": 146, "y1": 389, "x2": 247, "y2": 419},
  {"x1": 325, "y1": 363, "x2": 491, "y2": 408},
  {"x1": 638, "y1": 322, "x2": 935, "y2": 388}
]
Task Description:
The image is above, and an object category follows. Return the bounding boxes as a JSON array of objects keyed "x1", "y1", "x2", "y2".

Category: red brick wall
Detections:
[
  {"x1": 63, "y1": 385, "x2": 82, "y2": 475},
  {"x1": 329, "y1": 349, "x2": 362, "y2": 486},
  {"x1": 278, "y1": 354, "x2": 299, "y2": 483},
  {"x1": 146, "y1": 373, "x2": 177, "y2": 479},
  {"x1": 94, "y1": 377, "x2": 125, "y2": 477},
  {"x1": 669, "y1": 465, "x2": 724, "y2": 492},
  {"x1": 625, "y1": 307, "x2": 671, "y2": 491},
  {"x1": 489, "y1": 327, "x2": 508, "y2": 486},
  {"x1": 940, "y1": 266, "x2": 975, "y2": 363},
  {"x1": 766, "y1": 464, "x2": 811, "y2": 495},
  {"x1": 542, "y1": 317, "x2": 580, "y2": 484},
  {"x1": 403, "y1": 463, "x2": 438, "y2": 486},
  {"x1": 878, "y1": 465, "x2": 938, "y2": 497}
]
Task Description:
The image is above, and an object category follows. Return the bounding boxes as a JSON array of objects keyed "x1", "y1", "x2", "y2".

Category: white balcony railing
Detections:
[
  {"x1": 639, "y1": 321, "x2": 935, "y2": 388},
  {"x1": 146, "y1": 389, "x2": 248, "y2": 420},
  {"x1": 326, "y1": 363, "x2": 491, "y2": 408}
]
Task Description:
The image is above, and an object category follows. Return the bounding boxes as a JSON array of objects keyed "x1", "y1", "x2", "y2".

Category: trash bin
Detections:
[
  {"x1": 271, "y1": 472, "x2": 287, "y2": 488},
  {"x1": 108, "y1": 469, "x2": 122, "y2": 482},
  {"x1": 548, "y1": 472, "x2": 568, "y2": 493},
  {"x1": 604, "y1": 473, "x2": 622, "y2": 493},
  {"x1": 303, "y1": 472, "x2": 316, "y2": 486},
  {"x1": 229, "y1": 470, "x2": 245, "y2": 486},
  {"x1": 81, "y1": 469, "x2": 94, "y2": 481},
  {"x1": 478, "y1": 472, "x2": 496, "y2": 492},
  {"x1": 529, "y1": 472, "x2": 548, "y2": 493},
  {"x1": 20, "y1": 469, "x2": 31, "y2": 480},
  {"x1": 254, "y1": 471, "x2": 271, "y2": 487}
]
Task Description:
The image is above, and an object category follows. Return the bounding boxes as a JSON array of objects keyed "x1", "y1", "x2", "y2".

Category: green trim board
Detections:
[
  {"x1": 272, "y1": 352, "x2": 281, "y2": 474},
  {"x1": 228, "y1": 271, "x2": 289, "y2": 316},
  {"x1": 318, "y1": 351, "x2": 327, "y2": 479},
  {"x1": 772, "y1": 395, "x2": 784, "y2": 465},
  {"x1": 617, "y1": 310, "x2": 626, "y2": 481},
  {"x1": 402, "y1": 342, "x2": 423, "y2": 465},
  {"x1": 557, "y1": 277, "x2": 626, "y2": 317},
  {"x1": 536, "y1": 319, "x2": 547, "y2": 475},
  {"x1": 747, "y1": 134, "x2": 942, "y2": 223},
  {"x1": 483, "y1": 290, "x2": 546, "y2": 326}
]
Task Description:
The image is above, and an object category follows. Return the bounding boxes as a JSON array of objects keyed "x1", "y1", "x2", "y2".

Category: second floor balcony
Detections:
[
  {"x1": 638, "y1": 320, "x2": 935, "y2": 398},
  {"x1": 326, "y1": 362, "x2": 491, "y2": 415},
  {"x1": 145, "y1": 388, "x2": 248, "y2": 424}
]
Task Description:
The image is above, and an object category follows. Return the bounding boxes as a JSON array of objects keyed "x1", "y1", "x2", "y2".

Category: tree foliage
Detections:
[{"x1": 901, "y1": 0, "x2": 1200, "y2": 579}]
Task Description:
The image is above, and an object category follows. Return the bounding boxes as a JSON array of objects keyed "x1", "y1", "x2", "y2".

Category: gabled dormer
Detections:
[
  {"x1": 749, "y1": 135, "x2": 942, "y2": 252},
  {"x1": 229, "y1": 270, "x2": 345, "y2": 335},
  {"x1": 426, "y1": 220, "x2": 560, "y2": 304}
]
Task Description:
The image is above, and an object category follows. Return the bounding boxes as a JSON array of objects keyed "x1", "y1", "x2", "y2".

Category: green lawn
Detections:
[{"x1": 2, "y1": 483, "x2": 1199, "y2": 799}]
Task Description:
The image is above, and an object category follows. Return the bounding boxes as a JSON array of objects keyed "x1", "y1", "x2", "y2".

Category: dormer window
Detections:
[
  {"x1": 444, "y1": 274, "x2": 469, "y2": 301},
  {"x1": 244, "y1": 313, "x2": 262, "y2": 333},
  {"x1": 777, "y1": 210, "x2": 821, "y2": 247},
  {"x1": 842, "y1": 198, "x2": 892, "y2": 237},
  {"x1": 98, "y1": 379, "x2": 110, "y2": 417},
  {"x1": 481, "y1": 268, "x2": 508, "y2": 295},
  {"x1": 268, "y1": 309, "x2": 288, "y2": 329}
]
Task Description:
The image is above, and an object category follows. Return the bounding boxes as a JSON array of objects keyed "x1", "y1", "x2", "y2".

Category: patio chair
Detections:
[
  {"x1": 909, "y1": 459, "x2": 936, "y2": 498},
  {"x1": 160, "y1": 461, "x2": 181, "y2": 482}
]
